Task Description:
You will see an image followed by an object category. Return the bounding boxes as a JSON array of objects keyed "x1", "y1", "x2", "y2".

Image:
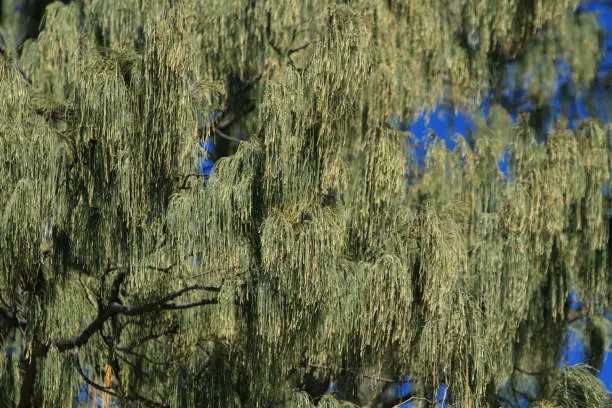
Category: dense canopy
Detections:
[{"x1": 0, "y1": 0, "x2": 610, "y2": 407}]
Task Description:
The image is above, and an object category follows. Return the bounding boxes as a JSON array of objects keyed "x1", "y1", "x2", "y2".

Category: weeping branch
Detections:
[{"x1": 0, "y1": 32, "x2": 31, "y2": 85}]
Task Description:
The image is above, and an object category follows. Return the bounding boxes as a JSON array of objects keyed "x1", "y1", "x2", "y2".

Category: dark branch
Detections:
[
  {"x1": 55, "y1": 310, "x2": 112, "y2": 352},
  {"x1": 567, "y1": 306, "x2": 589, "y2": 323},
  {"x1": 53, "y1": 284, "x2": 219, "y2": 352},
  {"x1": 126, "y1": 326, "x2": 180, "y2": 350},
  {"x1": 268, "y1": 38, "x2": 284, "y2": 58},
  {"x1": 108, "y1": 284, "x2": 219, "y2": 315},
  {"x1": 18, "y1": 347, "x2": 40, "y2": 408},
  {"x1": 288, "y1": 42, "x2": 310, "y2": 55},
  {"x1": 108, "y1": 296, "x2": 219, "y2": 316},
  {"x1": 185, "y1": 265, "x2": 242, "y2": 280},
  {"x1": 74, "y1": 355, "x2": 169, "y2": 408},
  {"x1": 0, "y1": 306, "x2": 21, "y2": 329},
  {"x1": 215, "y1": 111, "x2": 237, "y2": 129},
  {"x1": 74, "y1": 356, "x2": 120, "y2": 398},
  {"x1": 307, "y1": 363, "x2": 404, "y2": 384},
  {"x1": 146, "y1": 264, "x2": 175, "y2": 274},
  {"x1": 117, "y1": 353, "x2": 153, "y2": 378},
  {"x1": 160, "y1": 298, "x2": 220, "y2": 310},
  {"x1": 513, "y1": 365, "x2": 549, "y2": 377},
  {"x1": 110, "y1": 271, "x2": 128, "y2": 301},
  {"x1": 177, "y1": 173, "x2": 209, "y2": 189},
  {"x1": 118, "y1": 317, "x2": 147, "y2": 333},
  {"x1": 116, "y1": 345, "x2": 174, "y2": 366},
  {"x1": 214, "y1": 127, "x2": 244, "y2": 143}
]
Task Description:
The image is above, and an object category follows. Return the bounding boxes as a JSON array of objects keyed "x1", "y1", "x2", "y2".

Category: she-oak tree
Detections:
[{"x1": 0, "y1": 0, "x2": 610, "y2": 407}]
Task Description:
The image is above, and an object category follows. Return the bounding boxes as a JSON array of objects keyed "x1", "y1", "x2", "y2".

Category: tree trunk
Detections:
[{"x1": 17, "y1": 352, "x2": 38, "y2": 408}]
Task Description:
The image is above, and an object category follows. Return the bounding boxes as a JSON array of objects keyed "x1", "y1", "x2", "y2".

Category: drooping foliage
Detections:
[{"x1": 0, "y1": 1, "x2": 610, "y2": 407}]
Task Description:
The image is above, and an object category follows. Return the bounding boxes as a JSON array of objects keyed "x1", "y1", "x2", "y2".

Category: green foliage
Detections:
[
  {"x1": 552, "y1": 365, "x2": 608, "y2": 408},
  {"x1": 0, "y1": 0, "x2": 609, "y2": 407}
]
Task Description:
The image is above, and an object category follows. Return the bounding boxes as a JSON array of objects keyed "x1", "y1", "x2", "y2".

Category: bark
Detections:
[{"x1": 17, "y1": 349, "x2": 38, "y2": 408}]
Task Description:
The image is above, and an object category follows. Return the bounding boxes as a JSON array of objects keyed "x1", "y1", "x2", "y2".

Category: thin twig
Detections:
[
  {"x1": 128, "y1": 328, "x2": 179, "y2": 349},
  {"x1": 74, "y1": 354, "x2": 169, "y2": 408},
  {"x1": 54, "y1": 285, "x2": 219, "y2": 352},
  {"x1": 393, "y1": 396, "x2": 433, "y2": 407},
  {"x1": 74, "y1": 355, "x2": 120, "y2": 398},
  {"x1": 116, "y1": 346, "x2": 174, "y2": 366},
  {"x1": 179, "y1": 173, "x2": 207, "y2": 189},
  {"x1": 146, "y1": 264, "x2": 175, "y2": 274},
  {"x1": 288, "y1": 42, "x2": 310, "y2": 55},
  {"x1": 107, "y1": 283, "x2": 220, "y2": 316},
  {"x1": 308, "y1": 363, "x2": 402, "y2": 384},
  {"x1": 215, "y1": 127, "x2": 244, "y2": 143},
  {"x1": 513, "y1": 365, "x2": 548, "y2": 377},
  {"x1": 185, "y1": 266, "x2": 242, "y2": 280},
  {"x1": 160, "y1": 298, "x2": 219, "y2": 310}
]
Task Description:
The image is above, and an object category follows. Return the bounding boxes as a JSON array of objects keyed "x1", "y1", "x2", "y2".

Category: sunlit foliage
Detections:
[{"x1": 0, "y1": 0, "x2": 609, "y2": 407}]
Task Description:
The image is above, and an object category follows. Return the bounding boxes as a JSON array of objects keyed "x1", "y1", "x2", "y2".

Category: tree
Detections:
[{"x1": 0, "y1": 0, "x2": 609, "y2": 407}]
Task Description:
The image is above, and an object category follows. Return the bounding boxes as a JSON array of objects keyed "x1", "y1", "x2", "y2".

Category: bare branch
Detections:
[
  {"x1": 215, "y1": 111, "x2": 237, "y2": 129},
  {"x1": 108, "y1": 283, "x2": 219, "y2": 313},
  {"x1": 74, "y1": 355, "x2": 169, "y2": 408},
  {"x1": 177, "y1": 173, "x2": 207, "y2": 189},
  {"x1": 55, "y1": 311, "x2": 112, "y2": 352},
  {"x1": 108, "y1": 296, "x2": 219, "y2": 316},
  {"x1": 74, "y1": 356, "x2": 120, "y2": 397},
  {"x1": 110, "y1": 271, "x2": 127, "y2": 301},
  {"x1": 118, "y1": 317, "x2": 147, "y2": 332},
  {"x1": 185, "y1": 265, "x2": 242, "y2": 280},
  {"x1": 308, "y1": 363, "x2": 406, "y2": 384},
  {"x1": 126, "y1": 326, "x2": 180, "y2": 349},
  {"x1": 146, "y1": 264, "x2": 175, "y2": 274},
  {"x1": 116, "y1": 345, "x2": 174, "y2": 366},
  {"x1": 288, "y1": 42, "x2": 310, "y2": 55},
  {"x1": 160, "y1": 298, "x2": 219, "y2": 310},
  {"x1": 567, "y1": 306, "x2": 589, "y2": 323},
  {"x1": 53, "y1": 283, "x2": 218, "y2": 352},
  {"x1": 392, "y1": 396, "x2": 433, "y2": 407},
  {"x1": 0, "y1": 306, "x2": 21, "y2": 329},
  {"x1": 215, "y1": 127, "x2": 244, "y2": 143}
]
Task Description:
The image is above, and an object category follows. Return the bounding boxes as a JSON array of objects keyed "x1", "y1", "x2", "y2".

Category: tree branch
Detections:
[
  {"x1": 288, "y1": 42, "x2": 310, "y2": 55},
  {"x1": 0, "y1": 305, "x2": 21, "y2": 329},
  {"x1": 18, "y1": 346, "x2": 39, "y2": 408},
  {"x1": 55, "y1": 310, "x2": 113, "y2": 352},
  {"x1": 116, "y1": 345, "x2": 174, "y2": 366},
  {"x1": 178, "y1": 173, "x2": 207, "y2": 189},
  {"x1": 159, "y1": 298, "x2": 219, "y2": 310},
  {"x1": 567, "y1": 307, "x2": 589, "y2": 323},
  {"x1": 108, "y1": 296, "x2": 219, "y2": 316},
  {"x1": 146, "y1": 265, "x2": 175, "y2": 274},
  {"x1": 74, "y1": 355, "x2": 169, "y2": 408},
  {"x1": 308, "y1": 363, "x2": 405, "y2": 384},
  {"x1": 125, "y1": 326, "x2": 179, "y2": 350},
  {"x1": 110, "y1": 271, "x2": 127, "y2": 301},
  {"x1": 392, "y1": 396, "x2": 432, "y2": 407},
  {"x1": 53, "y1": 285, "x2": 219, "y2": 352},
  {"x1": 185, "y1": 265, "x2": 242, "y2": 280},
  {"x1": 214, "y1": 127, "x2": 244, "y2": 143}
]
